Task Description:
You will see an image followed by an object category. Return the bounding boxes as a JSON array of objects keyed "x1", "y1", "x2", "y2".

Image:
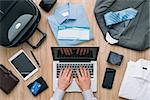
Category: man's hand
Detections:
[
  {"x1": 58, "y1": 67, "x2": 73, "y2": 91},
  {"x1": 75, "y1": 67, "x2": 91, "y2": 91}
]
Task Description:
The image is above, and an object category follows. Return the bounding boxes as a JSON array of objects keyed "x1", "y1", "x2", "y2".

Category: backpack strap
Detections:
[{"x1": 26, "y1": 28, "x2": 47, "y2": 49}]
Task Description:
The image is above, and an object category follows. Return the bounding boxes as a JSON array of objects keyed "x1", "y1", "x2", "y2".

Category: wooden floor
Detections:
[{"x1": 0, "y1": 0, "x2": 150, "y2": 100}]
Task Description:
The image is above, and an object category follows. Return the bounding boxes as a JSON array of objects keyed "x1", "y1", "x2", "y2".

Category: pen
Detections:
[{"x1": 30, "y1": 50, "x2": 41, "y2": 68}]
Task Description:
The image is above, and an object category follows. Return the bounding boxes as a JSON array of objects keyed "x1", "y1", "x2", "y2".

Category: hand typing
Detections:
[
  {"x1": 58, "y1": 67, "x2": 73, "y2": 90},
  {"x1": 75, "y1": 67, "x2": 91, "y2": 91}
]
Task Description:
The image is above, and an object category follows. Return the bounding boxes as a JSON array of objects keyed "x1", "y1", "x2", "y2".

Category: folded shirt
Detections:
[
  {"x1": 58, "y1": 28, "x2": 90, "y2": 40},
  {"x1": 47, "y1": 3, "x2": 94, "y2": 46},
  {"x1": 119, "y1": 59, "x2": 150, "y2": 100}
]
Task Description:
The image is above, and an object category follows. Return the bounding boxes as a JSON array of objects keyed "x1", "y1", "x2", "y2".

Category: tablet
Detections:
[{"x1": 9, "y1": 50, "x2": 38, "y2": 80}]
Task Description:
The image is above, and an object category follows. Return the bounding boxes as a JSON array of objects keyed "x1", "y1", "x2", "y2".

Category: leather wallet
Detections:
[
  {"x1": 28, "y1": 76, "x2": 48, "y2": 96},
  {"x1": 39, "y1": 0, "x2": 57, "y2": 12},
  {"x1": 107, "y1": 51, "x2": 124, "y2": 66},
  {"x1": 0, "y1": 64, "x2": 19, "y2": 94}
]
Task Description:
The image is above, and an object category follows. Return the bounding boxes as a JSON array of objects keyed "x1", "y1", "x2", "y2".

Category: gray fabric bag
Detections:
[{"x1": 94, "y1": 0, "x2": 150, "y2": 51}]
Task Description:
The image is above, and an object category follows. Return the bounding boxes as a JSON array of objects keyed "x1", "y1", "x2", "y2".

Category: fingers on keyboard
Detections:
[{"x1": 57, "y1": 64, "x2": 93, "y2": 78}]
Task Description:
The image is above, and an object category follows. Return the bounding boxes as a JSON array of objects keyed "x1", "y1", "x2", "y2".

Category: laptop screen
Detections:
[{"x1": 51, "y1": 47, "x2": 99, "y2": 61}]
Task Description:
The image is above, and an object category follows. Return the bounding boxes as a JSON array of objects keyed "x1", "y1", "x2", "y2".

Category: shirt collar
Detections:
[{"x1": 54, "y1": 3, "x2": 77, "y2": 24}]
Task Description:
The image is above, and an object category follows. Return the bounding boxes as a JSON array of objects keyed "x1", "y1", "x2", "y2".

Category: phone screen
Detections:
[{"x1": 102, "y1": 68, "x2": 116, "y2": 89}]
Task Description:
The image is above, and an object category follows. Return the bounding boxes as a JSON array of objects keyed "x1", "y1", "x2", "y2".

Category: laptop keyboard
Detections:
[{"x1": 56, "y1": 63, "x2": 94, "y2": 78}]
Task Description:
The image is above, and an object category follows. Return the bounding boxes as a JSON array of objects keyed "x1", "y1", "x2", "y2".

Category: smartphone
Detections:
[{"x1": 102, "y1": 68, "x2": 116, "y2": 89}]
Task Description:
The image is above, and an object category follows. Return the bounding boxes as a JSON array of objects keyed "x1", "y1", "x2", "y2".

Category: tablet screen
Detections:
[{"x1": 11, "y1": 52, "x2": 36, "y2": 78}]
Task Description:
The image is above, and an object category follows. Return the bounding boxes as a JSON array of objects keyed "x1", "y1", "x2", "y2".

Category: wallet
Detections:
[
  {"x1": 39, "y1": 0, "x2": 57, "y2": 12},
  {"x1": 0, "y1": 64, "x2": 19, "y2": 94},
  {"x1": 107, "y1": 51, "x2": 124, "y2": 66},
  {"x1": 28, "y1": 77, "x2": 48, "y2": 96}
]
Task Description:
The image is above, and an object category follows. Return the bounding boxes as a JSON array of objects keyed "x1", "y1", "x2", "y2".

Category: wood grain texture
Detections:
[{"x1": 0, "y1": 0, "x2": 149, "y2": 100}]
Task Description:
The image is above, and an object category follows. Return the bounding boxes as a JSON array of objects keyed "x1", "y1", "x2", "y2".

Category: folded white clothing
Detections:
[
  {"x1": 57, "y1": 28, "x2": 90, "y2": 40},
  {"x1": 119, "y1": 59, "x2": 150, "y2": 100}
]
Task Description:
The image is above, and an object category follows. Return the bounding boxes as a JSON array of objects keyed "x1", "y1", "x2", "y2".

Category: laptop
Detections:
[{"x1": 51, "y1": 47, "x2": 99, "y2": 92}]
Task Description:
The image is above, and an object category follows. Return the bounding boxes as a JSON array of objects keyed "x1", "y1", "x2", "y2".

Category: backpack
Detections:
[{"x1": 0, "y1": 0, "x2": 46, "y2": 49}]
